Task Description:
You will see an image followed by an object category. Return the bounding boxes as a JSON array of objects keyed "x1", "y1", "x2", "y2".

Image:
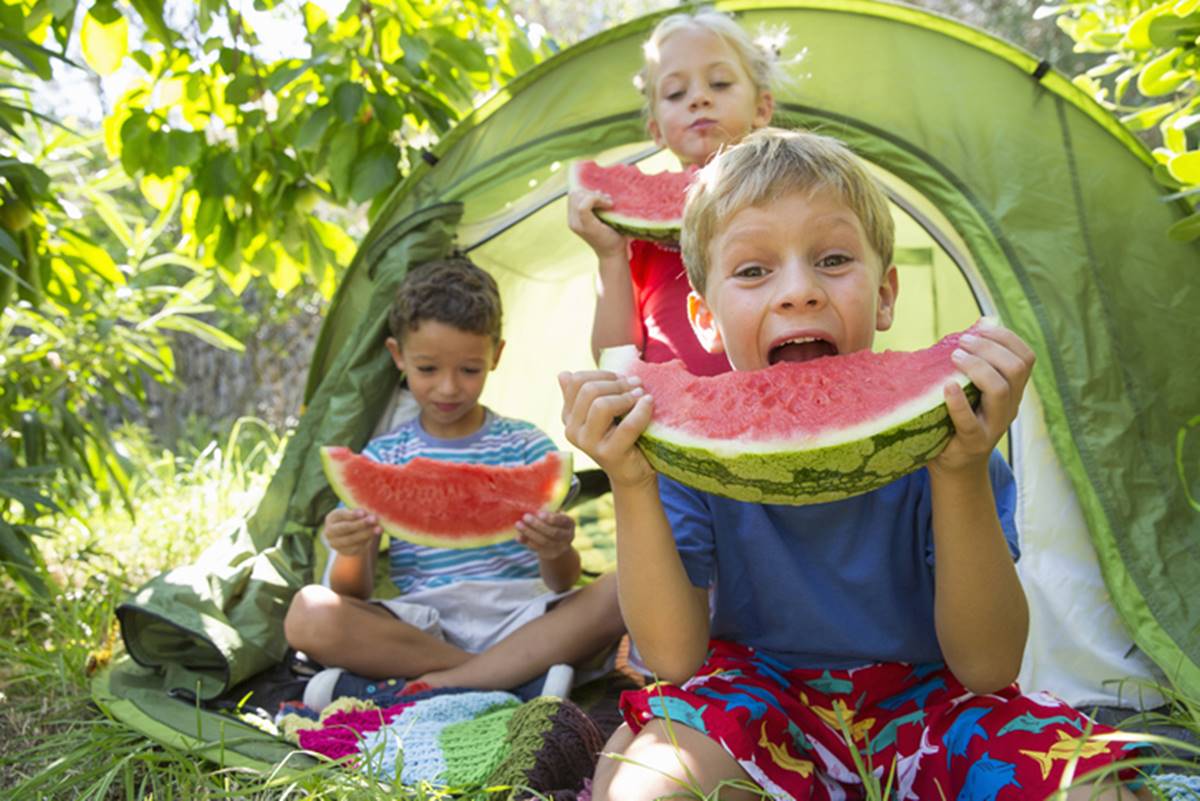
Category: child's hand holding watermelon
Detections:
[
  {"x1": 558, "y1": 369, "x2": 657, "y2": 492},
  {"x1": 515, "y1": 511, "x2": 576, "y2": 560},
  {"x1": 324, "y1": 507, "x2": 382, "y2": 558},
  {"x1": 929, "y1": 319, "x2": 1036, "y2": 477},
  {"x1": 567, "y1": 186, "x2": 627, "y2": 261}
]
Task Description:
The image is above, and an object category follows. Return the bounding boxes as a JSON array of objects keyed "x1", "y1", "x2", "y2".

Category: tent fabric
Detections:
[{"x1": 100, "y1": 0, "x2": 1200, "y2": 763}]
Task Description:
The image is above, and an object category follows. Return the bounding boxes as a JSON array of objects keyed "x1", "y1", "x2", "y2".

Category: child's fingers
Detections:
[
  {"x1": 558, "y1": 370, "x2": 619, "y2": 421},
  {"x1": 328, "y1": 520, "x2": 380, "y2": 543},
  {"x1": 957, "y1": 330, "x2": 1034, "y2": 393},
  {"x1": 567, "y1": 190, "x2": 613, "y2": 234},
  {"x1": 564, "y1": 375, "x2": 641, "y2": 434},
  {"x1": 579, "y1": 387, "x2": 645, "y2": 447},
  {"x1": 570, "y1": 188, "x2": 613, "y2": 212},
  {"x1": 943, "y1": 381, "x2": 984, "y2": 442},
  {"x1": 604, "y1": 393, "x2": 654, "y2": 454},
  {"x1": 973, "y1": 320, "x2": 1037, "y2": 368},
  {"x1": 517, "y1": 514, "x2": 572, "y2": 544}
]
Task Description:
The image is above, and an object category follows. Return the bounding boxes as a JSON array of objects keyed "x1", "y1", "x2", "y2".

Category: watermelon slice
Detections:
[
  {"x1": 569, "y1": 160, "x2": 693, "y2": 244},
  {"x1": 599, "y1": 324, "x2": 984, "y2": 505},
  {"x1": 320, "y1": 448, "x2": 574, "y2": 549}
]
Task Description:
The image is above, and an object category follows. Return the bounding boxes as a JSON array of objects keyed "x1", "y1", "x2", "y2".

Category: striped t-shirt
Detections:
[{"x1": 361, "y1": 409, "x2": 555, "y2": 595}]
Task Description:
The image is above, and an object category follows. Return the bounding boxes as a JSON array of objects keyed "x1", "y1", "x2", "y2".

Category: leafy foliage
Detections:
[
  {"x1": 1040, "y1": 0, "x2": 1200, "y2": 240},
  {"x1": 0, "y1": 0, "x2": 547, "y2": 594},
  {"x1": 54, "y1": 0, "x2": 547, "y2": 297},
  {"x1": 0, "y1": 125, "x2": 242, "y2": 593}
]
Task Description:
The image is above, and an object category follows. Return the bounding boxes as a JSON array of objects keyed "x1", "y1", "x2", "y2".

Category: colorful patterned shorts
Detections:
[{"x1": 620, "y1": 640, "x2": 1148, "y2": 800}]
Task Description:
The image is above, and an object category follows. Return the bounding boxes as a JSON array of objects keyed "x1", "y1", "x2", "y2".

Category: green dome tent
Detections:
[{"x1": 95, "y1": 0, "x2": 1200, "y2": 772}]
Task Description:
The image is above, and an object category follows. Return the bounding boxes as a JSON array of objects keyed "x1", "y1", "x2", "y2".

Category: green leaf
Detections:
[
  {"x1": 268, "y1": 61, "x2": 307, "y2": 93},
  {"x1": 81, "y1": 3, "x2": 129, "y2": 76},
  {"x1": 1148, "y1": 12, "x2": 1200, "y2": 48},
  {"x1": 127, "y1": 0, "x2": 172, "y2": 45},
  {"x1": 268, "y1": 244, "x2": 301, "y2": 294},
  {"x1": 154, "y1": 314, "x2": 245, "y2": 351},
  {"x1": 60, "y1": 229, "x2": 125, "y2": 285},
  {"x1": 225, "y1": 74, "x2": 258, "y2": 105},
  {"x1": 0, "y1": 517, "x2": 49, "y2": 596},
  {"x1": 326, "y1": 125, "x2": 359, "y2": 200},
  {"x1": 118, "y1": 111, "x2": 152, "y2": 174},
  {"x1": 309, "y1": 216, "x2": 355, "y2": 266},
  {"x1": 1167, "y1": 150, "x2": 1200, "y2": 183},
  {"x1": 369, "y1": 91, "x2": 406, "y2": 131},
  {"x1": 163, "y1": 130, "x2": 203, "y2": 169},
  {"x1": 1137, "y1": 48, "x2": 1189, "y2": 97},
  {"x1": 0, "y1": 38, "x2": 55, "y2": 79},
  {"x1": 349, "y1": 142, "x2": 399, "y2": 203},
  {"x1": 332, "y1": 81, "x2": 364, "y2": 122},
  {"x1": 194, "y1": 193, "x2": 224, "y2": 240},
  {"x1": 302, "y1": 1, "x2": 327, "y2": 33},
  {"x1": 296, "y1": 105, "x2": 334, "y2": 151},
  {"x1": 1123, "y1": 4, "x2": 1172, "y2": 51},
  {"x1": 79, "y1": 187, "x2": 134, "y2": 250},
  {"x1": 1121, "y1": 102, "x2": 1176, "y2": 131},
  {"x1": 401, "y1": 34, "x2": 430, "y2": 73},
  {"x1": 0, "y1": 228, "x2": 20, "y2": 261},
  {"x1": 1167, "y1": 210, "x2": 1200, "y2": 241}
]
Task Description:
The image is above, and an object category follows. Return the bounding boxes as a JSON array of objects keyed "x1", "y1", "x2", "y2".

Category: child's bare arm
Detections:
[
  {"x1": 567, "y1": 188, "x2": 644, "y2": 362},
  {"x1": 928, "y1": 320, "x2": 1036, "y2": 694},
  {"x1": 324, "y1": 507, "x2": 381, "y2": 599},
  {"x1": 559, "y1": 370, "x2": 710, "y2": 682},
  {"x1": 516, "y1": 511, "x2": 582, "y2": 593}
]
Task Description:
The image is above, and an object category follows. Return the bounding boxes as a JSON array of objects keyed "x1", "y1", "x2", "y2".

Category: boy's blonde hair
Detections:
[
  {"x1": 681, "y1": 128, "x2": 895, "y2": 297},
  {"x1": 634, "y1": 9, "x2": 780, "y2": 111}
]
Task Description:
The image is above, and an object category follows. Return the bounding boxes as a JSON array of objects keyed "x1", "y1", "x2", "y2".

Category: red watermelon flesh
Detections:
[
  {"x1": 321, "y1": 447, "x2": 574, "y2": 549},
  {"x1": 598, "y1": 322, "x2": 984, "y2": 504},
  {"x1": 569, "y1": 160, "x2": 694, "y2": 243},
  {"x1": 628, "y1": 325, "x2": 976, "y2": 445}
]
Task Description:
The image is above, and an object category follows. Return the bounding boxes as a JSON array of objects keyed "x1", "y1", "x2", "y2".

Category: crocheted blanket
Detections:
[{"x1": 279, "y1": 688, "x2": 604, "y2": 795}]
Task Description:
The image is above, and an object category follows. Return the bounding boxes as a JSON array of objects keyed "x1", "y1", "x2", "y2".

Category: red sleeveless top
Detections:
[{"x1": 628, "y1": 239, "x2": 731, "y2": 376}]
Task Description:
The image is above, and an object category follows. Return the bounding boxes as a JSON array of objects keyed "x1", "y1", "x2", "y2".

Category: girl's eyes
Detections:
[
  {"x1": 664, "y1": 90, "x2": 685, "y2": 101},
  {"x1": 711, "y1": 81, "x2": 731, "y2": 90}
]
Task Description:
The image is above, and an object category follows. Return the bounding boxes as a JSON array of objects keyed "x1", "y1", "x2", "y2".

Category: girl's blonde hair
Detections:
[{"x1": 634, "y1": 9, "x2": 782, "y2": 110}]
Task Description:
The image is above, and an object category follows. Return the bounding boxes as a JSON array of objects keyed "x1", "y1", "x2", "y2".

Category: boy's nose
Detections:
[{"x1": 776, "y1": 265, "x2": 824, "y2": 310}]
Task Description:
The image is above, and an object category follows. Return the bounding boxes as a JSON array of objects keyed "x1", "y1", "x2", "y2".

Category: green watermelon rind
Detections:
[
  {"x1": 320, "y1": 447, "x2": 575, "y2": 550},
  {"x1": 599, "y1": 345, "x2": 978, "y2": 505},
  {"x1": 593, "y1": 210, "x2": 680, "y2": 244},
  {"x1": 637, "y1": 387, "x2": 978, "y2": 504},
  {"x1": 569, "y1": 161, "x2": 683, "y2": 244}
]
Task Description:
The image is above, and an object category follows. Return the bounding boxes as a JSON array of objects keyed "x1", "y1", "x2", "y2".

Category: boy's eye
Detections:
[
  {"x1": 415, "y1": 365, "x2": 437, "y2": 373},
  {"x1": 734, "y1": 264, "x2": 767, "y2": 278},
  {"x1": 817, "y1": 254, "x2": 852, "y2": 269},
  {"x1": 461, "y1": 367, "x2": 482, "y2": 375}
]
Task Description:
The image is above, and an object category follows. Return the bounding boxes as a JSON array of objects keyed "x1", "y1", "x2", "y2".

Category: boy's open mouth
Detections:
[{"x1": 768, "y1": 337, "x2": 838, "y2": 365}]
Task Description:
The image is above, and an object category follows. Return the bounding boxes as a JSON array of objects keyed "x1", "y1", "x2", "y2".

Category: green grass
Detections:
[
  {"x1": 0, "y1": 420, "x2": 550, "y2": 800},
  {"x1": 1, "y1": 418, "x2": 1198, "y2": 799}
]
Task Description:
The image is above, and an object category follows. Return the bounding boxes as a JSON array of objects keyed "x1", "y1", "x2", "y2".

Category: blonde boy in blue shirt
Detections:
[{"x1": 560, "y1": 129, "x2": 1149, "y2": 801}]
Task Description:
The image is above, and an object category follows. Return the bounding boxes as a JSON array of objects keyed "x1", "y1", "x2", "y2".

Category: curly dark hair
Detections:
[{"x1": 387, "y1": 257, "x2": 503, "y2": 344}]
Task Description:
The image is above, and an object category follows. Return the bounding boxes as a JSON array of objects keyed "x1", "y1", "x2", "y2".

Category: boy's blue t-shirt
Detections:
[
  {"x1": 660, "y1": 450, "x2": 1019, "y2": 670},
  {"x1": 362, "y1": 409, "x2": 555, "y2": 595}
]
